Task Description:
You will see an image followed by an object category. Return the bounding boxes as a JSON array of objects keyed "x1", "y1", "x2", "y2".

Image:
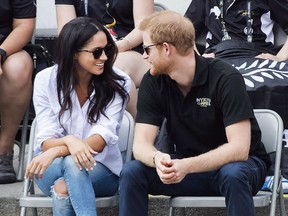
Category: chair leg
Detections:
[
  {"x1": 169, "y1": 207, "x2": 174, "y2": 216},
  {"x1": 169, "y1": 207, "x2": 186, "y2": 216},
  {"x1": 32, "y1": 208, "x2": 38, "y2": 216},
  {"x1": 16, "y1": 108, "x2": 29, "y2": 181},
  {"x1": 20, "y1": 207, "x2": 26, "y2": 216},
  {"x1": 279, "y1": 184, "x2": 287, "y2": 216}
]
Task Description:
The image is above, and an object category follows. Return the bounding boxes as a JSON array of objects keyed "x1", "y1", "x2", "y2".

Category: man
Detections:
[
  {"x1": 0, "y1": 0, "x2": 36, "y2": 183},
  {"x1": 185, "y1": 0, "x2": 288, "y2": 136},
  {"x1": 119, "y1": 10, "x2": 270, "y2": 216}
]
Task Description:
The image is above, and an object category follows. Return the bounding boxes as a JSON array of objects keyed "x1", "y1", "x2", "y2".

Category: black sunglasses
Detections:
[
  {"x1": 142, "y1": 43, "x2": 162, "y2": 55},
  {"x1": 79, "y1": 44, "x2": 114, "y2": 59}
]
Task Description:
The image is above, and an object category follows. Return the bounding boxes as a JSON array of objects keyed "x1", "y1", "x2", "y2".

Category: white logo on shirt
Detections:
[
  {"x1": 210, "y1": 6, "x2": 221, "y2": 19},
  {"x1": 196, "y1": 98, "x2": 211, "y2": 107}
]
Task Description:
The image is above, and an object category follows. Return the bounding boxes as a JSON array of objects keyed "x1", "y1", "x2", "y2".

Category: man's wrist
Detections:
[
  {"x1": 0, "y1": 48, "x2": 7, "y2": 64},
  {"x1": 152, "y1": 151, "x2": 160, "y2": 166}
]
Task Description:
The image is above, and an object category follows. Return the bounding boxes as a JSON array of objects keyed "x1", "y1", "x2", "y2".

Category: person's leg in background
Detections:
[
  {"x1": 125, "y1": 80, "x2": 137, "y2": 119},
  {"x1": 115, "y1": 51, "x2": 150, "y2": 88},
  {"x1": 0, "y1": 50, "x2": 33, "y2": 184},
  {"x1": 114, "y1": 50, "x2": 150, "y2": 119}
]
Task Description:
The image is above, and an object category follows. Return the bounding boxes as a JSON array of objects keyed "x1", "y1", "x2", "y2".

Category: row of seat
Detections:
[
  {"x1": 19, "y1": 111, "x2": 134, "y2": 216},
  {"x1": 16, "y1": 3, "x2": 287, "y2": 216},
  {"x1": 19, "y1": 109, "x2": 286, "y2": 216},
  {"x1": 13, "y1": 1, "x2": 168, "y2": 183}
]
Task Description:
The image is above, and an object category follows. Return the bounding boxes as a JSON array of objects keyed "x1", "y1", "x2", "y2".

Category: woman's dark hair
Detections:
[{"x1": 54, "y1": 17, "x2": 128, "y2": 124}]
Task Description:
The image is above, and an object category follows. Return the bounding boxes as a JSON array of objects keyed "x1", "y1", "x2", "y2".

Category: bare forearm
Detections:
[
  {"x1": 55, "y1": 5, "x2": 76, "y2": 33},
  {"x1": 42, "y1": 134, "x2": 106, "y2": 153},
  {"x1": 133, "y1": 142, "x2": 159, "y2": 167},
  {"x1": 133, "y1": 123, "x2": 163, "y2": 167},
  {"x1": 1, "y1": 19, "x2": 35, "y2": 55},
  {"x1": 84, "y1": 134, "x2": 106, "y2": 152},
  {"x1": 185, "y1": 142, "x2": 249, "y2": 173},
  {"x1": 42, "y1": 136, "x2": 70, "y2": 152}
]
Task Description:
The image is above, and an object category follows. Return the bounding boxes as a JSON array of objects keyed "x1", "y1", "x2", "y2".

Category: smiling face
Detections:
[
  {"x1": 142, "y1": 31, "x2": 172, "y2": 76},
  {"x1": 74, "y1": 30, "x2": 109, "y2": 78}
]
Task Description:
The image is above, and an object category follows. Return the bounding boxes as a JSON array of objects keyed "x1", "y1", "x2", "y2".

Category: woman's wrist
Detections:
[
  {"x1": 117, "y1": 38, "x2": 132, "y2": 51},
  {"x1": 57, "y1": 146, "x2": 63, "y2": 157}
]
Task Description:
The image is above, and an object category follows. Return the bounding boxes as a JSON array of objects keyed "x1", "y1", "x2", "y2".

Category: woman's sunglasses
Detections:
[{"x1": 79, "y1": 44, "x2": 114, "y2": 59}]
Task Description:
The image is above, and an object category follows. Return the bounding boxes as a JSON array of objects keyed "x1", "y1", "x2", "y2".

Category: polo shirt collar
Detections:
[{"x1": 191, "y1": 53, "x2": 209, "y2": 87}]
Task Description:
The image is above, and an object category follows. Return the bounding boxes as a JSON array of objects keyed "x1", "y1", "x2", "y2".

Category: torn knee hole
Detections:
[{"x1": 53, "y1": 179, "x2": 68, "y2": 197}]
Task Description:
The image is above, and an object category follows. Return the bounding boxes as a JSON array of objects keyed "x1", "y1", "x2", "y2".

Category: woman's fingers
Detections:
[
  {"x1": 72, "y1": 151, "x2": 95, "y2": 171},
  {"x1": 72, "y1": 154, "x2": 82, "y2": 170},
  {"x1": 25, "y1": 160, "x2": 41, "y2": 179},
  {"x1": 79, "y1": 151, "x2": 93, "y2": 171},
  {"x1": 25, "y1": 163, "x2": 34, "y2": 179}
]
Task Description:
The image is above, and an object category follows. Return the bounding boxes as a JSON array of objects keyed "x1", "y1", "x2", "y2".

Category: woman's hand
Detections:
[
  {"x1": 65, "y1": 136, "x2": 97, "y2": 171},
  {"x1": 256, "y1": 53, "x2": 281, "y2": 61},
  {"x1": 24, "y1": 147, "x2": 59, "y2": 179}
]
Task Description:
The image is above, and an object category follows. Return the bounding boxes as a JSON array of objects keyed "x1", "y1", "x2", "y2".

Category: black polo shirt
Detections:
[
  {"x1": 0, "y1": 0, "x2": 36, "y2": 43},
  {"x1": 185, "y1": 0, "x2": 288, "y2": 51},
  {"x1": 136, "y1": 54, "x2": 270, "y2": 167},
  {"x1": 55, "y1": 0, "x2": 134, "y2": 39},
  {"x1": 55, "y1": 0, "x2": 142, "y2": 52}
]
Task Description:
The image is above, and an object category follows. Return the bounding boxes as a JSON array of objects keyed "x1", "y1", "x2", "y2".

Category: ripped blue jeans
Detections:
[{"x1": 35, "y1": 155, "x2": 119, "y2": 216}]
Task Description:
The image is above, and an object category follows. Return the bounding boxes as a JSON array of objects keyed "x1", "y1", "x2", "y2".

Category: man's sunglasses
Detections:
[
  {"x1": 79, "y1": 44, "x2": 114, "y2": 59},
  {"x1": 142, "y1": 43, "x2": 162, "y2": 55}
]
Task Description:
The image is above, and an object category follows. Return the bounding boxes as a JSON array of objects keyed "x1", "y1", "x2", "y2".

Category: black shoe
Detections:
[{"x1": 0, "y1": 153, "x2": 16, "y2": 184}]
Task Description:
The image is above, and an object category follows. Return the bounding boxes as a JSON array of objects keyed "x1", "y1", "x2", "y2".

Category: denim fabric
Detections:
[
  {"x1": 119, "y1": 156, "x2": 267, "y2": 216},
  {"x1": 35, "y1": 155, "x2": 119, "y2": 216}
]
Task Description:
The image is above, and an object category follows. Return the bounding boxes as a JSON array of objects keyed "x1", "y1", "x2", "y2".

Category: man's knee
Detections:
[
  {"x1": 2, "y1": 51, "x2": 33, "y2": 82},
  {"x1": 218, "y1": 162, "x2": 249, "y2": 186}
]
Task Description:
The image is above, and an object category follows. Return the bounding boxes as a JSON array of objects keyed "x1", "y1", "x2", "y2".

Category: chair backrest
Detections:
[
  {"x1": 154, "y1": 3, "x2": 167, "y2": 12},
  {"x1": 273, "y1": 23, "x2": 286, "y2": 47},
  {"x1": 254, "y1": 109, "x2": 283, "y2": 154},
  {"x1": 20, "y1": 111, "x2": 135, "y2": 215},
  {"x1": 118, "y1": 111, "x2": 135, "y2": 164},
  {"x1": 168, "y1": 109, "x2": 284, "y2": 216}
]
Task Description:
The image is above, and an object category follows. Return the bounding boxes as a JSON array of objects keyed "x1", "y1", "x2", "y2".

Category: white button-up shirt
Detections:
[{"x1": 33, "y1": 65, "x2": 131, "y2": 176}]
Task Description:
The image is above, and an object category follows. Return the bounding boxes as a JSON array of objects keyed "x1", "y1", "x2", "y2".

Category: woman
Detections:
[
  {"x1": 24, "y1": 17, "x2": 131, "y2": 216},
  {"x1": 55, "y1": 0, "x2": 154, "y2": 118}
]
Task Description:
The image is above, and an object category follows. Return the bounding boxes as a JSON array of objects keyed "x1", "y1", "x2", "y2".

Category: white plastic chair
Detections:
[
  {"x1": 154, "y1": 3, "x2": 167, "y2": 12},
  {"x1": 14, "y1": 108, "x2": 30, "y2": 181},
  {"x1": 19, "y1": 111, "x2": 134, "y2": 216},
  {"x1": 169, "y1": 109, "x2": 285, "y2": 216}
]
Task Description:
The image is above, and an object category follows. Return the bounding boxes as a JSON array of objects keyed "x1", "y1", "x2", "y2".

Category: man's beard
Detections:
[{"x1": 150, "y1": 57, "x2": 171, "y2": 76}]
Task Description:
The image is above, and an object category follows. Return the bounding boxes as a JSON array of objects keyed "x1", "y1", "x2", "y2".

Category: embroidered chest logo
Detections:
[{"x1": 196, "y1": 98, "x2": 211, "y2": 108}]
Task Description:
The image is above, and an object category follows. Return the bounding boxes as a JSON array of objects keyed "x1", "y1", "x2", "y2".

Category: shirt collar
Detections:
[{"x1": 191, "y1": 53, "x2": 209, "y2": 87}]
